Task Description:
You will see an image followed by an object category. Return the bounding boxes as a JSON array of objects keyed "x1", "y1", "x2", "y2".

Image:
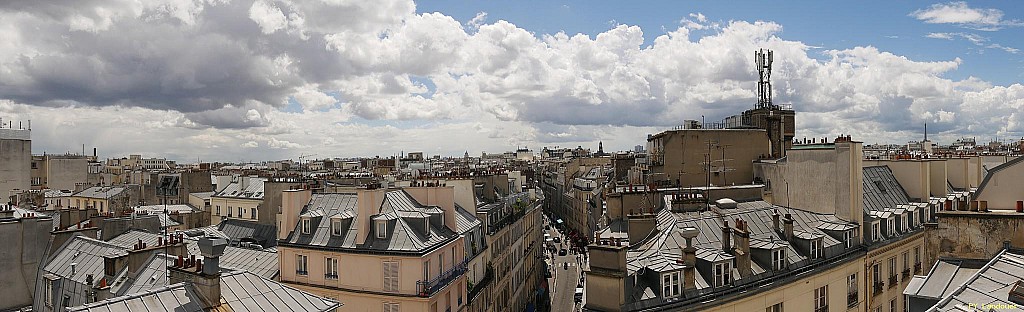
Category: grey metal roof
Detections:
[
  {"x1": 107, "y1": 230, "x2": 279, "y2": 280},
  {"x1": 36, "y1": 236, "x2": 127, "y2": 310},
  {"x1": 189, "y1": 192, "x2": 214, "y2": 200},
  {"x1": 68, "y1": 271, "x2": 341, "y2": 312},
  {"x1": 74, "y1": 186, "x2": 129, "y2": 199},
  {"x1": 212, "y1": 177, "x2": 266, "y2": 200},
  {"x1": 284, "y1": 191, "x2": 460, "y2": 254},
  {"x1": 618, "y1": 199, "x2": 857, "y2": 295},
  {"x1": 135, "y1": 204, "x2": 196, "y2": 214},
  {"x1": 862, "y1": 166, "x2": 911, "y2": 212},
  {"x1": 929, "y1": 250, "x2": 1024, "y2": 311},
  {"x1": 454, "y1": 204, "x2": 482, "y2": 234},
  {"x1": 904, "y1": 259, "x2": 982, "y2": 299},
  {"x1": 218, "y1": 219, "x2": 278, "y2": 247}
]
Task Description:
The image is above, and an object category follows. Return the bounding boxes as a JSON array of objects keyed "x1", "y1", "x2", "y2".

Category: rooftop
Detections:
[{"x1": 928, "y1": 250, "x2": 1024, "y2": 311}]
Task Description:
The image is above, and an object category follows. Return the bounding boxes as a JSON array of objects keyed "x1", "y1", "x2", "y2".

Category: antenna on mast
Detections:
[{"x1": 755, "y1": 49, "x2": 774, "y2": 109}]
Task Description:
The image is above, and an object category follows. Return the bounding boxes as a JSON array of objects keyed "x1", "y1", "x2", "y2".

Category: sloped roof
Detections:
[
  {"x1": 862, "y1": 166, "x2": 911, "y2": 212},
  {"x1": 213, "y1": 177, "x2": 266, "y2": 200},
  {"x1": 454, "y1": 204, "x2": 482, "y2": 234},
  {"x1": 283, "y1": 191, "x2": 460, "y2": 254},
  {"x1": 218, "y1": 219, "x2": 278, "y2": 247},
  {"x1": 929, "y1": 250, "x2": 1024, "y2": 311},
  {"x1": 903, "y1": 258, "x2": 983, "y2": 300},
  {"x1": 74, "y1": 186, "x2": 129, "y2": 199},
  {"x1": 975, "y1": 155, "x2": 1024, "y2": 199},
  {"x1": 107, "y1": 230, "x2": 279, "y2": 280},
  {"x1": 67, "y1": 271, "x2": 341, "y2": 312}
]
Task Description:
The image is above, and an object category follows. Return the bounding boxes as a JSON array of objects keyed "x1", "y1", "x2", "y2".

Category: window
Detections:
[
  {"x1": 251, "y1": 208, "x2": 257, "y2": 220},
  {"x1": 873, "y1": 263, "x2": 882, "y2": 291},
  {"x1": 766, "y1": 303, "x2": 783, "y2": 312},
  {"x1": 844, "y1": 230, "x2": 855, "y2": 248},
  {"x1": 227, "y1": 206, "x2": 232, "y2": 217},
  {"x1": 301, "y1": 219, "x2": 311, "y2": 234},
  {"x1": 873, "y1": 180, "x2": 887, "y2": 193},
  {"x1": 914, "y1": 246, "x2": 921, "y2": 272},
  {"x1": 331, "y1": 219, "x2": 342, "y2": 236},
  {"x1": 714, "y1": 261, "x2": 732, "y2": 287},
  {"x1": 383, "y1": 302, "x2": 400, "y2": 312},
  {"x1": 383, "y1": 261, "x2": 399, "y2": 292},
  {"x1": 216, "y1": 205, "x2": 221, "y2": 215},
  {"x1": 888, "y1": 218, "x2": 896, "y2": 237},
  {"x1": 99, "y1": 201, "x2": 104, "y2": 212},
  {"x1": 872, "y1": 222, "x2": 880, "y2": 242},
  {"x1": 810, "y1": 239, "x2": 823, "y2": 259},
  {"x1": 662, "y1": 271, "x2": 681, "y2": 298},
  {"x1": 902, "y1": 252, "x2": 909, "y2": 276},
  {"x1": 772, "y1": 248, "x2": 786, "y2": 270},
  {"x1": 237, "y1": 207, "x2": 242, "y2": 218},
  {"x1": 325, "y1": 257, "x2": 338, "y2": 279},
  {"x1": 814, "y1": 285, "x2": 828, "y2": 312},
  {"x1": 848, "y1": 273, "x2": 858, "y2": 306},
  {"x1": 889, "y1": 298, "x2": 896, "y2": 312},
  {"x1": 424, "y1": 260, "x2": 430, "y2": 281},
  {"x1": 888, "y1": 257, "x2": 897, "y2": 287},
  {"x1": 296, "y1": 254, "x2": 308, "y2": 275},
  {"x1": 44, "y1": 278, "x2": 54, "y2": 307},
  {"x1": 377, "y1": 220, "x2": 387, "y2": 238}
]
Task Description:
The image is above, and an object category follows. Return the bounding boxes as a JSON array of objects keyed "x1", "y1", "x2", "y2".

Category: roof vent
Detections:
[{"x1": 715, "y1": 198, "x2": 738, "y2": 209}]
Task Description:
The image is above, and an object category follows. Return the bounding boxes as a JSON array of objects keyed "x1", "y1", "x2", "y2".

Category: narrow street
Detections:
[{"x1": 544, "y1": 216, "x2": 587, "y2": 312}]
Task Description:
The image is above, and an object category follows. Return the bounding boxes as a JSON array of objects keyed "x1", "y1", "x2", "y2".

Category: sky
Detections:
[{"x1": 1, "y1": 1, "x2": 1023, "y2": 162}]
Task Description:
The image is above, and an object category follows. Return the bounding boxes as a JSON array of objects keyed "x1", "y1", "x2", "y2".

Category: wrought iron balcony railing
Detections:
[{"x1": 417, "y1": 258, "x2": 470, "y2": 297}]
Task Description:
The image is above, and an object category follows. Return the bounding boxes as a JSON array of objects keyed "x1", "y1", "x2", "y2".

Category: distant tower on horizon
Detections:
[{"x1": 598, "y1": 141, "x2": 604, "y2": 154}]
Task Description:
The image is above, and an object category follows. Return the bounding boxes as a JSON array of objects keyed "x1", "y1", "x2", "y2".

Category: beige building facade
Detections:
[{"x1": 648, "y1": 129, "x2": 770, "y2": 188}]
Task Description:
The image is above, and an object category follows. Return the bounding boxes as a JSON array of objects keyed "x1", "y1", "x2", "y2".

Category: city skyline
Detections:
[{"x1": 1, "y1": 1, "x2": 1024, "y2": 162}]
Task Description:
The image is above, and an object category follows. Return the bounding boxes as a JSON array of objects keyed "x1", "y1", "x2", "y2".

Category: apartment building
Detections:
[
  {"x1": 68, "y1": 186, "x2": 132, "y2": 214},
  {"x1": 0, "y1": 126, "x2": 30, "y2": 201},
  {"x1": 475, "y1": 192, "x2": 543, "y2": 312},
  {"x1": 647, "y1": 129, "x2": 770, "y2": 188},
  {"x1": 210, "y1": 175, "x2": 266, "y2": 222},
  {"x1": 277, "y1": 186, "x2": 468, "y2": 312}
]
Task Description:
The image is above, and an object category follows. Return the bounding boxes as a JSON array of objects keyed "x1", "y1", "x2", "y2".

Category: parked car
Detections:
[
  {"x1": 574, "y1": 287, "x2": 584, "y2": 302},
  {"x1": 559, "y1": 249, "x2": 567, "y2": 256}
]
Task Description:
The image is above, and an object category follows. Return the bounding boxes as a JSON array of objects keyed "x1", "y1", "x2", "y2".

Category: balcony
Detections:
[
  {"x1": 902, "y1": 268, "x2": 911, "y2": 279},
  {"x1": 296, "y1": 270, "x2": 308, "y2": 276},
  {"x1": 914, "y1": 262, "x2": 922, "y2": 274},
  {"x1": 467, "y1": 266, "x2": 494, "y2": 302},
  {"x1": 324, "y1": 273, "x2": 338, "y2": 280},
  {"x1": 814, "y1": 305, "x2": 828, "y2": 312},
  {"x1": 847, "y1": 292, "x2": 858, "y2": 307},
  {"x1": 888, "y1": 275, "x2": 897, "y2": 288},
  {"x1": 873, "y1": 282, "x2": 884, "y2": 295},
  {"x1": 417, "y1": 258, "x2": 470, "y2": 297}
]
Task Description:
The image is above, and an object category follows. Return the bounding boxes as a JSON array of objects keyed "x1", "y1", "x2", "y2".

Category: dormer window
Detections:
[
  {"x1": 872, "y1": 222, "x2": 881, "y2": 242},
  {"x1": 661, "y1": 271, "x2": 681, "y2": 298},
  {"x1": 377, "y1": 220, "x2": 387, "y2": 238},
  {"x1": 843, "y1": 229, "x2": 856, "y2": 248},
  {"x1": 887, "y1": 218, "x2": 896, "y2": 237},
  {"x1": 714, "y1": 261, "x2": 732, "y2": 287},
  {"x1": 772, "y1": 248, "x2": 786, "y2": 270},
  {"x1": 810, "y1": 239, "x2": 823, "y2": 259},
  {"x1": 301, "y1": 219, "x2": 311, "y2": 234},
  {"x1": 331, "y1": 219, "x2": 342, "y2": 236}
]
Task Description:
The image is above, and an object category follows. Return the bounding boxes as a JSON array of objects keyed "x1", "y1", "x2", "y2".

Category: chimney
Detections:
[
  {"x1": 970, "y1": 200, "x2": 979, "y2": 212},
  {"x1": 979, "y1": 201, "x2": 988, "y2": 212},
  {"x1": 355, "y1": 188, "x2": 386, "y2": 245},
  {"x1": 1017, "y1": 201, "x2": 1023, "y2": 213},
  {"x1": 721, "y1": 220, "x2": 732, "y2": 252},
  {"x1": 170, "y1": 236, "x2": 227, "y2": 310},
  {"x1": 732, "y1": 219, "x2": 752, "y2": 277},
  {"x1": 585, "y1": 240, "x2": 629, "y2": 311},
  {"x1": 627, "y1": 213, "x2": 657, "y2": 246},
  {"x1": 772, "y1": 210, "x2": 780, "y2": 233},
  {"x1": 679, "y1": 227, "x2": 699, "y2": 291},
  {"x1": 279, "y1": 189, "x2": 312, "y2": 240},
  {"x1": 783, "y1": 214, "x2": 794, "y2": 241}
]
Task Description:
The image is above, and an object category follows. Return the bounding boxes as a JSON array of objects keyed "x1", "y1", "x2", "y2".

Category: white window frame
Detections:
[
  {"x1": 848, "y1": 273, "x2": 858, "y2": 299},
  {"x1": 714, "y1": 261, "x2": 732, "y2": 287},
  {"x1": 661, "y1": 271, "x2": 681, "y2": 298},
  {"x1": 766, "y1": 303, "x2": 783, "y2": 312},
  {"x1": 377, "y1": 220, "x2": 387, "y2": 238},
  {"x1": 301, "y1": 219, "x2": 311, "y2": 234},
  {"x1": 772, "y1": 248, "x2": 786, "y2": 270},
  {"x1": 383, "y1": 302, "x2": 400, "y2": 312},
  {"x1": 814, "y1": 285, "x2": 828, "y2": 311},
  {"x1": 216, "y1": 205, "x2": 220, "y2": 215},
  {"x1": 843, "y1": 230, "x2": 854, "y2": 248},
  {"x1": 810, "y1": 239, "x2": 823, "y2": 259},
  {"x1": 331, "y1": 219, "x2": 342, "y2": 236},
  {"x1": 383, "y1": 260, "x2": 399, "y2": 292},
  {"x1": 872, "y1": 222, "x2": 880, "y2": 242},
  {"x1": 296, "y1": 254, "x2": 308, "y2": 275},
  {"x1": 325, "y1": 257, "x2": 338, "y2": 279}
]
